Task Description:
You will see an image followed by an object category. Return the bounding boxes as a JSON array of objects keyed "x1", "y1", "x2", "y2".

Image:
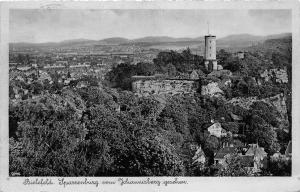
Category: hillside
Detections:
[
  {"x1": 132, "y1": 36, "x2": 196, "y2": 43},
  {"x1": 10, "y1": 33, "x2": 291, "y2": 51},
  {"x1": 99, "y1": 37, "x2": 130, "y2": 45}
]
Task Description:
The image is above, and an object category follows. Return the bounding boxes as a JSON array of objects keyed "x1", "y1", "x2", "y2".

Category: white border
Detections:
[{"x1": 1, "y1": 1, "x2": 300, "y2": 192}]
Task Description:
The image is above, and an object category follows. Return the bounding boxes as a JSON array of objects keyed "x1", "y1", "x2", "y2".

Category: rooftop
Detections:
[{"x1": 214, "y1": 147, "x2": 237, "y2": 159}]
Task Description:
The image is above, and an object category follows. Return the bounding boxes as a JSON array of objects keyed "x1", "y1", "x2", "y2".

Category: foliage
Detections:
[
  {"x1": 135, "y1": 62, "x2": 156, "y2": 76},
  {"x1": 105, "y1": 63, "x2": 137, "y2": 90},
  {"x1": 153, "y1": 48, "x2": 203, "y2": 74},
  {"x1": 244, "y1": 114, "x2": 280, "y2": 154},
  {"x1": 9, "y1": 86, "x2": 186, "y2": 176},
  {"x1": 262, "y1": 156, "x2": 291, "y2": 176},
  {"x1": 222, "y1": 122, "x2": 239, "y2": 133}
]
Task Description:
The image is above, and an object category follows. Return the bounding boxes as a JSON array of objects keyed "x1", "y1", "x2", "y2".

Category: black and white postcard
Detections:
[{"x1": 0, "y1": 1, "x2": 299, "y2": 192}]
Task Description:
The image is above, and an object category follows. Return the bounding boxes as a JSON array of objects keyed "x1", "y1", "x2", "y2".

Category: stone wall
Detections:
[
  {"x1": 262, "y1": 93, "x2": 289, "y2": 129},
  {"x1": 260, "y1": 68, "x2": 288, "y2": 83},
  {"x1": 201, "y1": 82, "x2": 224, "y2": 97},
  {"x1": 132, "y1": 79, "x2": 199, "y2": 97},
  {"x1": 228, "y1": 93, "x2": 289, "y2": 130},
  {"x1": 228, "y1": 94, "x2": 287, "y2": 114}
]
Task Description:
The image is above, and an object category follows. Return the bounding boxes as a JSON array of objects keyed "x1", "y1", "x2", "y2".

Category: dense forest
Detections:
[{"x1": 9, "y1": 36, "x2": 292, "y2": 176}]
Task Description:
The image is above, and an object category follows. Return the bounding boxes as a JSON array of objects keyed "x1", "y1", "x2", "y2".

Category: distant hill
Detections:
[
  {"x1": 217, "y1": 33, "x2": 292, "y2": 51},
  {"x1": 217, "y1": 34, "x2": 264, "y2": 47},
  {"x1": 132, "y1": 36, "x2": 196, "y2": 43},
  {"x1": 265, "y1": 33, "x2": 292, "y2": 40},
  {"x1": 246, "y1": 34, "x2": 292, "y2": 55},
  {"x1": 219, "y1": 34, "x2": 264, "y2": 42},
  {"x1": 10, "y1": 33, "x2": 291, "y2": 50},
  {"x1": 98, "y1": 37, "x2": 130, "y2": 45},
  {"x1": 60, "y1": 39, "x2": 94, "y2": 44}
]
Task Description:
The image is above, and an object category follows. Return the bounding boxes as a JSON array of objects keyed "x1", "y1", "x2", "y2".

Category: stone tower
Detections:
[{"x1": 204, "y1": 35, "x2": 217, "y2": 71}]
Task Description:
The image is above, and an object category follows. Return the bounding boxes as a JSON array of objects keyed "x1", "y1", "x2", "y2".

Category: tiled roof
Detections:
[
  {"x1": 239, "y1": 155, "x2": 254, "y2": 167},
  {"x1": 214, "y1": 147, "x2": 236, "y2": 159},
  {"x1": 245, "y1": 144, "x2": 267, "y2": 158}
]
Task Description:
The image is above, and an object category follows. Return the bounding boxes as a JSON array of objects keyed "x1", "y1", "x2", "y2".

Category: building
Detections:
[
  {"x1": 207, "y1": 122, "x2": 228, "y2": 138},
  {"x1": 242, "y1": 144, "x2": 268, "y2": 173},
  {"x1": 233, "y1": 51, "x2": 245, "y2": 59},
  {"x1": 214, "y1": 146, "x2": 236, "y2": 165},
  {"x1": 190, "y1": 70, "x2": 200, "y2": 80},
  {"x1": 204, "y1": 35, "x2": 218, "y2": 71},
  {"x1": 192, "y1": 146, "x2": 206, "y2": 165},
  {"x1": 214, "y1": 143, "x2": 268, "y2": 173}
]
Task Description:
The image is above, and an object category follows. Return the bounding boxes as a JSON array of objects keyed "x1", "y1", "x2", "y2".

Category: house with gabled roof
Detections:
[
  {"x1": 189, "y1": 70, "x2": 200, "y2": 80},
  {"x1": 207, "y1": 122, "x2": 228, "y2": 138},
  {"x1": 242, "y1": 144, "x2": 268, "y2": 173},
  {"x1": 214, "y1": 146, "x2": 237, "y2": 165},
  {"x1": 214, "y1": 143, "x2": 268, "y2": 173}
]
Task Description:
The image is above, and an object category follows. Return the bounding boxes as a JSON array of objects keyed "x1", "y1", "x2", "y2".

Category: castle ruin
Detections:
[{"x1": 132, "y1": 31, "x2": 221, "y2": 97}]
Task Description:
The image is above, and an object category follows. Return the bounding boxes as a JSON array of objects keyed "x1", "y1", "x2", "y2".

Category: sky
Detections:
[{"x1": 10, "y1": 9, "x2": 291, "y2": 43}]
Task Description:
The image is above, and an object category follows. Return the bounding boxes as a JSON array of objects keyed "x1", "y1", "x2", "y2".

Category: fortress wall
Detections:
[{"x1": 132, "y1": 79, "x2": 199, "y2": 97}]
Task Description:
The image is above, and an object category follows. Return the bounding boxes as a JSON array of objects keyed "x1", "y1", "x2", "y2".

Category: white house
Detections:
[{"x1": 207, "y1": 122, "x2": 227, "y2": 138}]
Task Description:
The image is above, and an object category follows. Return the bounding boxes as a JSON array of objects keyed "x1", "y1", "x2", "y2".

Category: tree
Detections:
[
  {"x1": 223, "y1": 57, "x2": 242, "y2": 72},
  {"x1": 217, "y1": 49, "x2": 231, "y2": 67},
  {"x1": 29, "y1": 81, "x2": 44, "y2": 95},
  {"x1": 105, "y1": 63, "x2": 137, "y2": 90},
  {"x1": 245, "y1": 114, "x2": 280, "y2": 154},
  {"x1": 222, "y1": 122, "x2": 239, "y2": 133},
  {"x1": 135, "y1": 62, "x2": 156, "y2": 76},
  {"x1": 262, "y1": 156, "x2": 291, "y2": 176},
  {"x1": 159, "y1": 97, "x2": 189, "y2": 136},
  {"x1": 153, "y1": 48, "x2": 203, "y2": 74},
  {"x1": 250, "y1": 101, "x2": 279, "y2": 127},
  {"x1": 9, "y1": 93, "x2": 87, "y2": 176},
  {"x1": 166, "y1": 63, "x2": 177, "y2": 77}
]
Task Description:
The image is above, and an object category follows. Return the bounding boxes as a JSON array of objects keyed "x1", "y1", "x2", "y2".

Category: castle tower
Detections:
[{"x1": 204, "y1": 23, "x2": 218, "y2": 71}]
